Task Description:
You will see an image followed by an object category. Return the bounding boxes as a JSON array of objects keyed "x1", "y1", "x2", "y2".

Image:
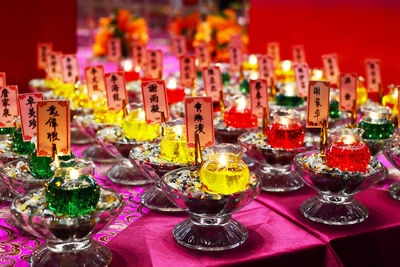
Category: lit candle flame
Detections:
[
  {"x1": 167, "y1": 78, "x2": 177, "y2": 89},
  {"x1": 219, "y1": 154, "x2": 228, "y2": 166},
  {"x1": 280, "y1": 117, "x2": 289, "y2": 126},
  {"x1": 342, "y1": 135, "x2": 356, "y2": 145},
  {"x1": 282, "y1": 60, "x2": 291, "y2": 72},
  {"x1": 236, "y1": 96, "x2": 247, "y2": 111},
  {"x1": 134, "y1": 66, "x2": 141, "y2": 72},
  {"x1": 123, "y1": 61, "x2": 133, "y2": 72},
  {"x1": 368, "y1": 111, "x2": 383, "y2": 121},
  {"x1": 70, "y1": 169, "x2": 80, "y2": 180},
  {"x1": 313, "y1": 70, "x2": 323, "y2": 80},
  {"x1": 172, "y1": 125, "x2": 184, "y2": 137},
  {"x1": 285, "y1": 84, "x2": 296, "y2": 96},
  {"x1": 249, "y1": 55, "x2": 257, "y2": 66},
  {"x1": 249, "y1": 72, "x2": 258, "y2": 80},
  {"x1": 138, "y1": 110, "x2": 146, "y2": 121}
]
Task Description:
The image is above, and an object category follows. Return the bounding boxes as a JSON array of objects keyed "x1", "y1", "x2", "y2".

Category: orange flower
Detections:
[{"x1": 99, "y1": 17, "x2": 111, "y2": 27}]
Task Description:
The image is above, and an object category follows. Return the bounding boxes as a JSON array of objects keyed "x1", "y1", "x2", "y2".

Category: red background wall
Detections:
[
  {"x1": 249, "y1": 0, "x2": 400, "y2": 89},
  {"x1": 0, "y1": 0, "x2": 77, "y2": 92}
]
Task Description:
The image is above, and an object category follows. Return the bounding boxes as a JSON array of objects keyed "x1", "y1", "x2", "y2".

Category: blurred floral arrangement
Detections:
[
  {"x1": 169, "y1": 12, "x2": 200, "y2": 50},
  {"x1": 93, "y1": 9, "x2": 149, "y2": 57},
  {"x1": 194, "y1": 9, "x2": 248, "y2": 61}
]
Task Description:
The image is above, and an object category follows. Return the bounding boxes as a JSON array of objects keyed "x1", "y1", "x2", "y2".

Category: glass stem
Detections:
[
  {"x1": 190, "y1": 214, "x2": 231, "y2": 226},
  {"x1": 47, "y1": 239, "x2": 92, "y2": 253}
]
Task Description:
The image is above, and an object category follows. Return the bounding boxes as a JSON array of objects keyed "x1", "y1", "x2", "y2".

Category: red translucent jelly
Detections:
[
  {"x1": 325, "y1": 141, "x2": 371, "y2": 173},
  {"x1": 266, "y1": 122, "x2": 305, "y2": 149},
  {"x1": 223, "y1": 106, "x2": 258, "y2": 129},
  {"x1": 166, "y1": 88, "x2": 186, "y2": 104}
]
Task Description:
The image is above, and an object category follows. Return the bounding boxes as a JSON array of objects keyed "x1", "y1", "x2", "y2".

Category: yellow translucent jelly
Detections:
[
  {"x1": 93, "y1": 99, "x2": 123, "y2": 124},
  {"x1": 382, "y1": 93, "x2": 398, "y2": 116},
  {"x1": 122, "y1": 109, "x2": 160, "y2": 141},
  {"x1": 160, "y1": 125, "x2": 194, "y2": 164},
  {"x1": 357, "y1": 86, "x2": 368, "y2": 106},
  {"x1": 200, "y1": 153, "x2": 250, "y2": 195}
]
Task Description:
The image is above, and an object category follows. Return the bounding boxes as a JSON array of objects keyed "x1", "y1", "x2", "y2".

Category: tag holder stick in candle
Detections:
[
  {"x1": 319, "y1": 119, "x2": 328, "y2": 157},
  {"x1": 160, "y1": 111, "x2": 166, "y2": 137},
  {"x1": 378, "y1": 83, "x2": 383, "y2": 105},
  {"x1": 262, "y1": 107, "x2": 268, "y2": 133},
  {"x1": 52, "y1": 143, "x2": 60, "y2": 167},
  {"x1": 239, "y1": 65, "x2": 245, "y2": 83},
  {"x1": 351, "y1": 99, "x2": 357, "y2": 127},
  {"x1": 194, "y1": 133, "x2": 203, "y2": 168},
  {"x1": 219, "y1": 91, "x2": 225, "y2": 112},
  {"x1": 122, "y1": 99, "x2": 127, "y2": 118},
  {"x1": 270, "y1": 77, "x2": 276, "y2": 98}
]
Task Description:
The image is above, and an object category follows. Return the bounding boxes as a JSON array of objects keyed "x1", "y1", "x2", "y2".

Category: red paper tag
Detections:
[
  {"x1": 250, "y1": 79, "x2": 269, "y2": 118},
  {"x1": 398, "y1": 87, "x2": 400, "y2": 128},
  {"x1": 37, "y1": 100, "x2": 70, "y2": 157},
  {"x1": 365, "y1": 59, "x2": 381, "y2": 93},
  {"x1": 85, "y1": 65, "x2": 106, "y2": 100},
  {"x1": 202, "y1": 66, "x2": 223, "y2": 102},
  {"x1": 146, "y1": 50, "x2": 163, "y2": 79},
  {"x1": 257, "y1": 54, "x2": 275, "y2": 81},
  {"x1": 293, "y1": 63, "x2": 310, "y2": 97},
  {"x1": 179, "y1": 55, "x2": 196, "y2": 88},
  {"x1": 104, "y1": 72, "x2": 128, "y2": 111},
  {"x1": 46, "y1": 51, "x2": 62, "y2": 79},
  {"x1": 228, "y1": 45, "x2": 243, "y2": 73},
  {"x1": 322, "y1": 54, "x2": 340, "y2": 84},
  {"x1": 141, "y1": 80, "x2": 170, "y2": 124},
  {"x1": 195, "y1": 42, "x2": 211, "y2": 69},
  {"x1": 267, "y1": 42, "x2": 280, "y2": 67},
  {"x1": 172, "y1": 36, "x2": 187, "y2": 58},
  {"x1": 339, "y1": 73, "x2": 357, "y2": 111},
  {"x1": 292, "y1": 45, "x2": 306, "y2": 63},
  {"x1": 37, "y1": 43, "x2": 53, "y2": 70},
  {"x1": 307, "y1": 81, "x2": 330, "y2": 128},
  {"x1": 0, "y1": 86, "x2": 18, "y2": 127},
  {"x1": 18, "y1": 93, "x2": 43, "y2": 141},
  {"x1": 132, "y1": 43, "x2": 147, "y2": 70},
  {"x1": 61, "y1": 54, "x2": 79, "y2": 84},
  {"x1": 230, "y1": 34, "x2": 243, "y2": 48},
  {"x1": 107, "y1": 38, "x2": 122, "y2": 62},
  {"x1": 185, "y1": 96, "x2": 214, "y2": 148},
  {"x1": 0, "y1": 73, "x2": 6, "y2": 86}
]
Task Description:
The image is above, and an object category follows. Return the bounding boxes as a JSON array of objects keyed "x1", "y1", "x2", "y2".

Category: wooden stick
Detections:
[
  {"x1": 351, "y1": 99, "x2": 357, "y2": 126},
  {"x1": 378, "y1": 83, "x2": 383, "y2": 105},
  {"x1": 160, "y1": 111, "x2": 166, "y2": 137},
  {"x1": 194, "y1": 133, "x2": 203, "y2": 168},
  {"x1": 239, "y1": 65, "x2": 244, "y2": 83},
  {"x1": 262, "y1": 107, "x2": 268, "y2": 133},
  {"x1": 219, "y1": 90, "x2": 225, "y2": 113},
  {"x1": 320, "y1": 119, "x2": 328, "y2": 157},
  {"x1": 52, "y1": 143, "x2": 60, "y2": 166},
  {"x1": 270, "y1": 77, "x2": 276, "y2": 98},
  {"x1": 122, "y1": 99, "x2": 127, "y2": 118}
]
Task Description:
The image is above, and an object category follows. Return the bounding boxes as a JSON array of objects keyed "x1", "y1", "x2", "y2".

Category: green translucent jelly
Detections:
[
  {"x1": 45, "y1": 175, "x2": 100, "y2": 216},
  {"x1": 240, "y1": 79, "x2": 250, "y2": 94},
  {"x1": 329, "y1": 101, "x2": 341, "y2": 119},
  {"x1": 358, "y1": 118, "x2": 394, "y2": 140},
  {"x1": 12, "y1": 128, "x2": 35, "y2": 155},
  {"x1": 222, "y1": 72, "x2": 230, "y2": 86},
  {"x1": 29, "y1": 150, "x2": 75, "y2": 179},
  {"x1": 0, "y1": 127, "x2": 15, "y2": 135},
  {"x1": 275, "y1": 94, "x2": 304, "y2": 107}
]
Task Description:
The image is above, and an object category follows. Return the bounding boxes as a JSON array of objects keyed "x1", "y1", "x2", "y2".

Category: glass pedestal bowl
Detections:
[
  {"x1": 294, "y1": 150, "x2": 385, "y2": 225},
  {"x1": 239, "y1": 132, "x2": 316, "y2": 192},
  {"x1": 11, "y1": 187, "x2": 123, "y2": 267},
  {"x1": 214, "y1": 117, "x2": 250, "y2": 144},
  {"x1": 76, "y1": 114, "x2": 118, "y2": 163},
  {"x1": 162, "y1": 167, "x2": 260, "y2": 251},
  {"x1": 383, "y1": 139, "x2": 400, "y2": 200},
  {"x1": 97, "y1": 126, "x2": 153, "y2": 185},
  {"x1": 363, "y1": 137, "x2": 393, "y2": 156},
  {"x1": 129, "y1": 142, "x2": 191, "y2": 212}
]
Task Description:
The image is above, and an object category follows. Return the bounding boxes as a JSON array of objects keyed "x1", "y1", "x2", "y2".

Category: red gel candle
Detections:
[
  {"x1": 223, "y1": 106, "x2": 258, "y2": 129},
  {"x1": 266, "y1": 109, "x2": 305, "y2": 149},
  {"x1": 266, "y1": 122, "x2": 305, "y2": 149},
  {"x1": 325, "y1": 130, "x2": 371, "y2": 173},
  {"x1": 167, "y1": 88, "x2": 186, "y2": 104}
]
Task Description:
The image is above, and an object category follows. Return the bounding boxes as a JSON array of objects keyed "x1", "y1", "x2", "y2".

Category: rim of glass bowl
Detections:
[
  {"x1": 0, "y1": 158, "x2": 48, "y2": 185},
  {"x1": 161, "y1": 166, "x2": 261, "y2": 200},
  {"x1": 97, "y1": 126, "x2": 160, "y2": 146},
  {"x1": 294, "y1": 150, "x2": 384, "y2": 178},
  {"x1": 11, "y1": 187, "x2": 124, "y2": 221}
]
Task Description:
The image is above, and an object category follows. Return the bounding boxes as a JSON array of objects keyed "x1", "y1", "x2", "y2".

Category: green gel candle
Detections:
[
  {"x1": 222, "y1": 72, "x2": 230, "y2": 86},
  {"x1": 45, "y1": 174, "x2": 100, "y2": 216},
  {"x1": 329, "y1": 100, "x2": 341, "y2": 119},
  {"x1": 275, "y1": 94, "x2": 304, "y2": 107},
  {"x1": 0, "y1": 127, "x2": 15, "y2": 135},
  {"x1": 358, "y1": 117, "x2": 394, "y2": 140},
  {"x1": 29, "y1": 150, "x2": 75, "y2": 179},
  {"x1": 240, "y1": 79, "x2": 250, "y2": 94},
  {"x1": 12, "y1": 128, "x2": 35, "y2": 155}
]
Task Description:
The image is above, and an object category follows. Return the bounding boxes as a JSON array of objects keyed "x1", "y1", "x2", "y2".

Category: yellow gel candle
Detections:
[
  {"x1": 357, "y1": 77, "x2": 368, "y2": 106},
  {"x1": 200, "y1": 151, "x2": 250, "y2": 195},
  {"x1": 93, "y1": 98, "x2": 123, "y2": 124},
  {"x1": 122, "y1": 107, "x2": 160, "y2": 141},
  {"x1": 160, "y1": 124, "x2": 194, "y2": 164}
]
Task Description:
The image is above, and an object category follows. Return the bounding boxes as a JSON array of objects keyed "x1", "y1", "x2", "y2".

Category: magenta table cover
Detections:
[{"x1": 107, "y1": 200, "x2": 341, "y2": 267}]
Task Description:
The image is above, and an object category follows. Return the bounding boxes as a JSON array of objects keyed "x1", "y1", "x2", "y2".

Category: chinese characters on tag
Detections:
[
  {"x1": 141, "y1": 80, "x2": 169, "y2": 124},
  {"x1": 307, "y1": 81, "x2": 330, "y2": 128},
  {"x1": 18, "y1": 93, "x2": 43, "y2": 141}
]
